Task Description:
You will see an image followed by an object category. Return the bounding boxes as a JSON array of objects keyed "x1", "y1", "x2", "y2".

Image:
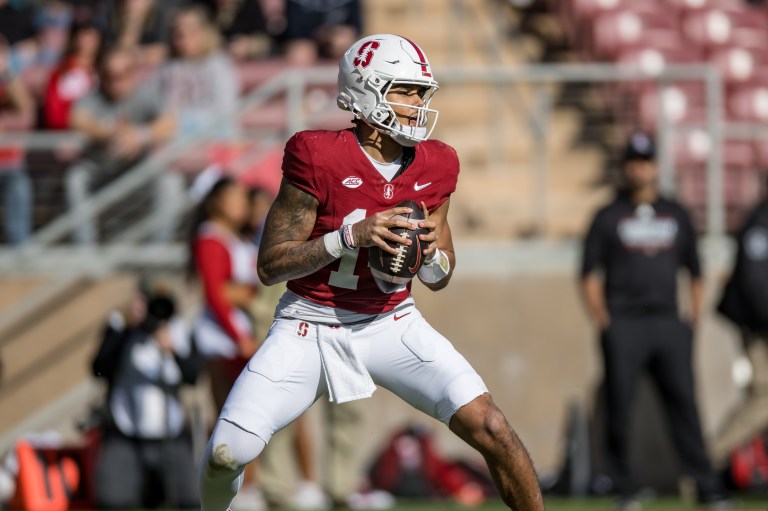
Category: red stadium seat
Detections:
[
  {"x1": 664, "y1": 0, "x2": 748, "y2": 12},
  {"x1": 677, "y1": 157, "x2": 760, "y2": 232},
  {"x1": 676, "y1": 134, "x2": 753, "y2": 167},
  {"x1": 563, "y1": 0, "x2": 665, "y2": 56},
  {"x1": 727, "y1": 83, "x2": 768, "y2": 122},
  {"x1": 682, "y1": 8, "x2": 768, "y2": 54},
  {"x1": 709, "y1": 47, "x2": 768, "y2": 83},
  {"x1": 591, "y1": 10, "x2": 683, "y2": 60},
  {"x1": 636, "y1": 83, "x2": 705, "y2": 131},
  {"x1": 616, "y1": 46, "x2": 702, "y2": 76},
  {"x1": 753, "y1": 142, "x2": 768, "y2": 170}
]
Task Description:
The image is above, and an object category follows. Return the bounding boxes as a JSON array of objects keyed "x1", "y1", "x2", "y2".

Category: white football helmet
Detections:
[{"x1": 337, "y1": 34, "x2": 439, "y2": 147}]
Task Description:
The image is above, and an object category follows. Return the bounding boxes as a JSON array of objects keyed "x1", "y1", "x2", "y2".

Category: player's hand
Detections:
[
  {"x1": 351, "y1": 206, "x2": 417, "y2": 256},
  {"x1": 417, "y1": 201, "x2": 438, "y2": 259}
]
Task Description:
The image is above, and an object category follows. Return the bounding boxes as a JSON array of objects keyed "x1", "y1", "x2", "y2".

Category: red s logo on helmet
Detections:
[{"x1": 353, "y1": 41, "x2": 380, "y2": 68}]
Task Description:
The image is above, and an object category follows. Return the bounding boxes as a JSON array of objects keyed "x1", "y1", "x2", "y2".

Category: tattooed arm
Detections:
[
  {"x1": 257, "y1": 179, "x2": 334, "y2": 286},
  {"x1": 257, "y1": 178, "x2": 420, "y2": 286}
]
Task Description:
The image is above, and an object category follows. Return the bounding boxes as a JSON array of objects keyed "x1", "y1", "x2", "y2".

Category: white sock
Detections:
[{"x1": 199, "y1": 420, "x2": 267, "y2": 511}]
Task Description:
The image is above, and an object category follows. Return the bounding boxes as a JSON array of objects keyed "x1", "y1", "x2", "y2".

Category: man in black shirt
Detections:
[
  {"x1": 715, "y1": 193, "x2": 768, "y2": 462},
  {"x1": 580, "y1": 132, "x2": 727, "y2": 509}
]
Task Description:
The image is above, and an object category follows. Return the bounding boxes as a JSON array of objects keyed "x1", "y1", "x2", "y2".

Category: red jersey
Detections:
[{"x1": 282, "y1": 128, "x2": 459, "y2": 314}]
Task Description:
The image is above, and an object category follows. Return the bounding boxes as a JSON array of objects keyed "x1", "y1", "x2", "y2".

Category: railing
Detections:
[{"x1": 0, "y1": 62, "x2": 739, "y2": 275}]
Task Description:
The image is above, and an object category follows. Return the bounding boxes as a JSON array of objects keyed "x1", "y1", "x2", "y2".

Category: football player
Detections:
[{"x1": 199, "y1": 34, "x2": 544, "y2": 511}]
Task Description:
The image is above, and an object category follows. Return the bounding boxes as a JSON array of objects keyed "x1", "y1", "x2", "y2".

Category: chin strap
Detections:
[{"x1": 418, "y1": 248, "x2": 450, "y2": 283}]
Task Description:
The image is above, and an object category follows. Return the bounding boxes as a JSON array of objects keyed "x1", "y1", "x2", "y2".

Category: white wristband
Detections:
[
  {"x1": 323, "y1": 230, "x2": 344, "y2": 259},
  {"x1": 418, "y1": 248, "x2": 450, "y2": 283}
]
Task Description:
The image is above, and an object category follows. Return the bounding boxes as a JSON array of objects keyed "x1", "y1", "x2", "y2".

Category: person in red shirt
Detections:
[
  {"x1": 198, "y1": 34, "x2": 544, "y2": 511},
  {"x1": 188, "y1": 175, "x2": 259, "y2": 411},
  {"x1": 43, "y1": 21, "x2": 102, "y2": 130}
]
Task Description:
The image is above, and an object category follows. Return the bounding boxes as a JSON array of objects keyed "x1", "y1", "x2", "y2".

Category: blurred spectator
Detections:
[
  {"x1": 715, "y1": 191, "x2": 768, "y2": 463},
  {"x1": 35, "y1": 0, "x2": 75, "y2": 68},
  {"x1": 280, "y1": 0, "x2": 361, "y2": 65},
  {"x1": 91, "y1": 285, "x2": 200, "y2": 509},
  {"x1": 187, "y1": 174, "x2": 263, "y2": 509},
  {"x1": 0, "y1": 0, "x2": 37, "y2": 73},
  {"x1": 153, "y1": 4, "x2": 239, "y2": 140},
  {"x1": 368, "y1": 424, "x2": 489, "y2": 506},
  {"x1": 193, "y1": 0, "x2": 272, "y2": 61},
  {"x1": 0, "y1": 35, "x2": 35, "y2": 245},
  {"x1": 188, "y1": 173, "x2": 257, "y2": 414},
  {"x1": 102, "y1": 0, "x2": 179, "y2": 68},
  {"x1": 42, "y1": 21, "x2": 102, "y2": 130},
  {"x1": 580, "y1": 132, "x2": 728, "y2": 509},
  {"x1": 65, "y1": 45, "x2": 175, "y2": 244}
]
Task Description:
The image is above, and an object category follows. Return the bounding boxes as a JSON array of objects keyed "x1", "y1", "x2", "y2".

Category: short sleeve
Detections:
[
  {"x1": 581, "y1": 209, "x2": 609, "y2": 276},
  {"x1": 282, "y1": 132, "x2": 318, "y2": 198},
  {"x1": 678, "y1": 206, "x2": 702, "y2": 278},
  {"x1": 429, "y1": 142, "x2": 459, "y2": 211},
  {"x1": 443, "y1": 145, "x2": 459, "y2": 198}
]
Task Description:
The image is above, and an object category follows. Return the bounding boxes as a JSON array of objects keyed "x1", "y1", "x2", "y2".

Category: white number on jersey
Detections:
[{"x1": 328, "y1": 209, "x2": 366, "y2": 289}]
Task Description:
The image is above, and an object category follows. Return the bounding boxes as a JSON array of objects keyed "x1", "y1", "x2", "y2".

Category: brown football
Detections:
[{"x1": 368, "y1": 200, "x2": 429, "y2": 294}]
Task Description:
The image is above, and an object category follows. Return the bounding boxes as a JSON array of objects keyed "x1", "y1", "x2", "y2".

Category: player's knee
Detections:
[
  {"x1": 205, "y1": 443, "x2": 240, "y2": 477},
  {"x1": 480, "y1": 406, "x2": 510, "y2": 444}
]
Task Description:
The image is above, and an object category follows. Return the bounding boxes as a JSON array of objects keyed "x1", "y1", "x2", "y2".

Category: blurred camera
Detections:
[{"x1": 141, "y1": 294, "x2": 176, "y2": 333}]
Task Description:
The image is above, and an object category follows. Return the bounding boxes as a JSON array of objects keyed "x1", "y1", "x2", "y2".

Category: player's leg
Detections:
[
  {"x1": 326, "y1": 399, "x2": 366, "y2": 506},
  {"x1": 364, "y1": 311, "x2": 543, "y2": 510},
  {"x1": 648, "y1": 317, "x2": 722, "y2": 499},
  {"x1": 93, "y1": 432, "x2": 144, "y2": 508},
  {"x1": 200, "y1": 420, "x2": 266, "y2": 511},
  {"x1": 199, "y1": 319, "x2": 327, "y2": 511},
  {"x1": 159, "y1": 435, "x2": 200, "y2": 509},
  {"x1": 448, "y1": 393, "x2": 543, "y2": 511},
  {"x1": 600, "y1": 317, "x2": 648, "y2": 499}
]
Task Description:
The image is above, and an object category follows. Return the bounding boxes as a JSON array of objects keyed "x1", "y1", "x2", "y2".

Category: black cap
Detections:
[{"x1": 623, "y1": 131, "x2": 656, "y2": 162}]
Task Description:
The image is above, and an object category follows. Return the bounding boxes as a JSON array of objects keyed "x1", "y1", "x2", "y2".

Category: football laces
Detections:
[{"x1": 389, "y1": 242, "x2": 408, "y2": 273}]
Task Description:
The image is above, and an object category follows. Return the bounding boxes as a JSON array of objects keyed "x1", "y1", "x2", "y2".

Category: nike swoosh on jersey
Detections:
[
  {"x1": 393, "y1": 312, "x2": 412, "y2": 321},
  {"x1": 414, "y1": 182, "x2": 432, "y2": 191}
]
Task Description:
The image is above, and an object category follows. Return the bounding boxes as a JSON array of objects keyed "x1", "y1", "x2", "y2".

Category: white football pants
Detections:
[{"x1": 199, "y1": 307, "x2": 487, "y2": 511}]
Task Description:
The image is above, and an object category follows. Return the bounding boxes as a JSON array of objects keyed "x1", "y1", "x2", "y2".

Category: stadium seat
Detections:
[
  {"x1": 751, "y1": 140, "x2": 768, "y2": 169},
  {"x1": 591, "y1": 10, "x2": 683, "y2": 60},
  {"x1": 561, "y1": 0, "x2": 664, "y2": 56},
  {"x1": 727, "y1": 83, "x2": 768, "y2": 121},
  {"x1": 616, "y1": 46, "x2": 703, "y2": 76},
  {"x1": 677, "y1": 160, "x2": 760, "y2": 232},
  {"x1": 682, "y1": 8, "x2": 768, "y2": 53},
  {"x1": 636, "y1": 83, "x2": 705, "y2": 131},
  {"x1": 709, "y1": 47, "x2": 768, "y2": 83},
  {"x1": 665, "y1": 0, "x2": 749, "y2": 12}
]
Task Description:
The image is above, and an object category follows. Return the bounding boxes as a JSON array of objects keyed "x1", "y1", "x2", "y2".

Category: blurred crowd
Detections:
[{"x1": 0, "y1": 0, "x2": 362, "y2": 246}]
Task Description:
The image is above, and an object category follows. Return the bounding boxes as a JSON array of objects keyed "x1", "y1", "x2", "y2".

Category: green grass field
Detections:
[{"x1": 367, "y1": 496, "x2": 768, "y2": 511}]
